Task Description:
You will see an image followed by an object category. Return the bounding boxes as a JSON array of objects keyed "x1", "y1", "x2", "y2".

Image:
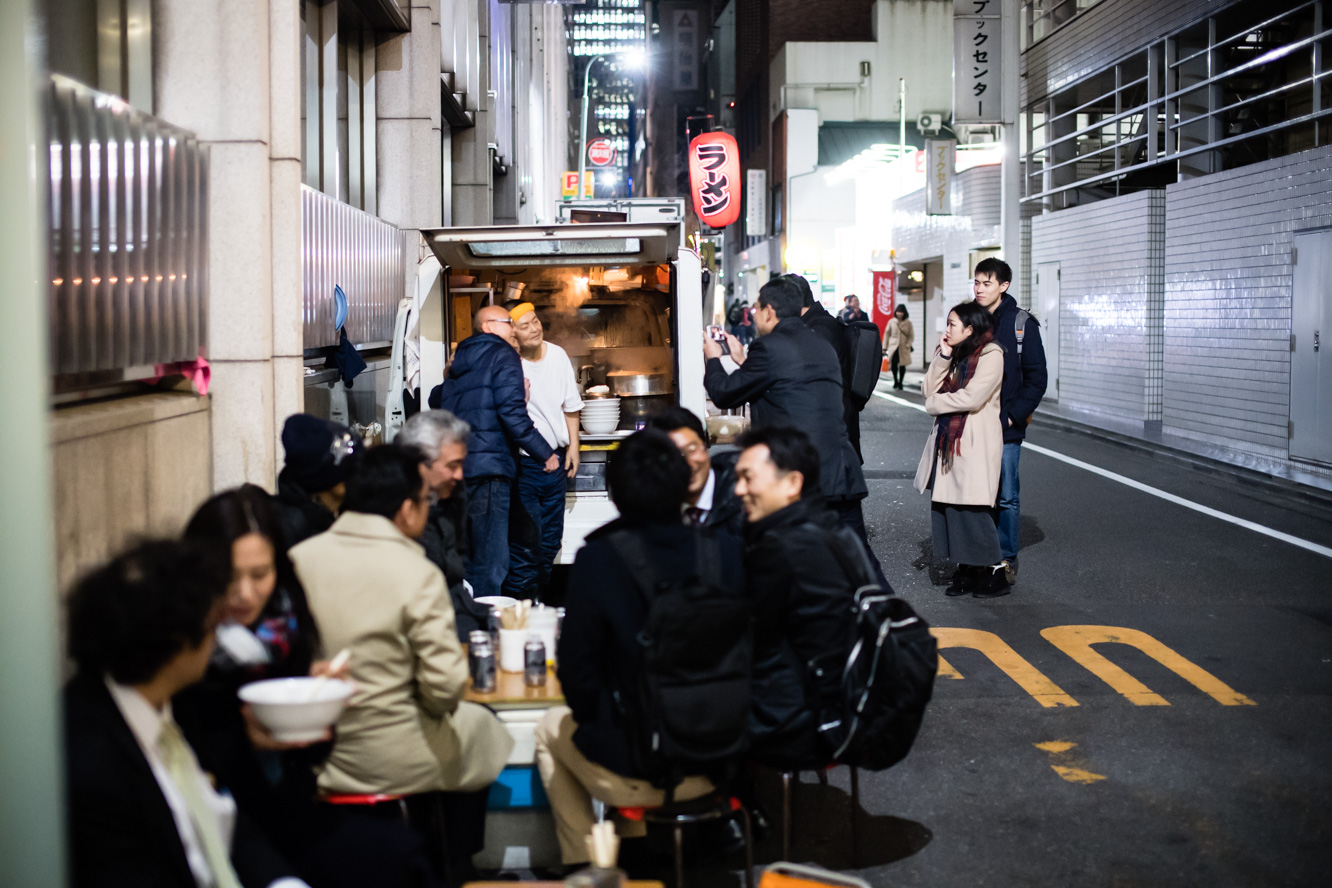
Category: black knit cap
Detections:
[{"x1": 280, "y1": 414, "x2": 359, "y2": 493}]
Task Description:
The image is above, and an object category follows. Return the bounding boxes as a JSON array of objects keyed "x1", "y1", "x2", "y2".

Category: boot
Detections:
[
  {"x1": 944, "y1": 566, "x2": 975, "y2": 597},
  {"x1": 973, "y1": 564, "x2": 1013, "y2": 599}
]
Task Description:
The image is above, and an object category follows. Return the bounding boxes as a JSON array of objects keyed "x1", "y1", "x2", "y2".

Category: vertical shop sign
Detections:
[
  {"x1": 953, "y1": 0, "x2": 1002, "y2": 124},
  {"x1": 562, "y1": 171, "x2": 594, "y2": 199},
  {"x1": 673, "y1": 9, "x2": 698, "y2": 90},
  {"x1": 745, "y1": 169, "x2": 766, "y2": 237},
  {"x1": 688, "y1": 132, "x2": 742, "y2": 228},
  {"x1": 925, "y1": 139, "x2": 956, "y2": 215},
  {"x1": 871, "y1": 270, "x2": 896, "y2": 338}
]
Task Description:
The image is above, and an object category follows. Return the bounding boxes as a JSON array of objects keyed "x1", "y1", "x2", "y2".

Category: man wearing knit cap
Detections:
[
  {"x1": 429, "y1": 305, "x2": 559, "y2": 599},
  {"x1": 274, "y1": 414, "x2": 359, "y2": 547},
  {"x1": 507, "y1": 302, "x2": 583, "y2": 598}
]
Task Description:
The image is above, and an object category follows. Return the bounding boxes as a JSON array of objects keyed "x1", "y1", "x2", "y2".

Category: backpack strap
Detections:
[{"x1": 1014, "y1": 309, "x2": 1029, "y2": 356}]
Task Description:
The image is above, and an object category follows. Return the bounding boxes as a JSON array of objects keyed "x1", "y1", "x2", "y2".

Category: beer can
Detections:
[
  {"x1": 467, "y1": 630, "x2": 489, "y2": 682},
  {"x1": 488, "y1": 607, "x2": 503, "y2": 651},
  {"x1": 524, "y1": 635, "x2": 547, "y2": 687},
  {"x1": 472, "y1": 638, "x2": 497, "y2": 693}
]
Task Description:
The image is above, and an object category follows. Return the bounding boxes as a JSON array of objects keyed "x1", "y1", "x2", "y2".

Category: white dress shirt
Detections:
[{"x1": 695, "y1": 468, "x2": 717, "y2": 520}]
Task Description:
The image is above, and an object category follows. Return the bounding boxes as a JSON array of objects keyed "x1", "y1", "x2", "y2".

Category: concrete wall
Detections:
[
  {"x1": 379, "y1": 1, "x2": 445, "y2": 231},
  {"x1": 1162, "y1": 144, "x2": 1332, "y2": 458},
  {"x1": 1031, "y1": 190, "x2": 1165, "y2": 423}
]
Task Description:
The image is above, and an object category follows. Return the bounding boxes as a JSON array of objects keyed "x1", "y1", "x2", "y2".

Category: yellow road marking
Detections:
[
  {"x1": 931, "y1": 627, "x2": 1079, "y2": 708},
  {"x1": 1050, "y1": 765, "x2": 1107, "y2": 784},
  {"x1": 936, "y1": 654, "x2": 963, "y2": 680},
  {"x1": 1033, "y1": 740, "x2": 1076, "y2": 754},
  {"x1": 1040, "y1": 625, "x2": 1257, "y2": 707}
]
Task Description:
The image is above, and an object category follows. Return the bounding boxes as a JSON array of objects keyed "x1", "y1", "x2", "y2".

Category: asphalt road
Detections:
[{"x1": 757, "y1": 383, "x2": 1332, "y2": 887}]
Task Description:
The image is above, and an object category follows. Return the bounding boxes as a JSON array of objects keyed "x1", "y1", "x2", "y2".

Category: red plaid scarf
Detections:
[{"x1": 935, "y1": 333, "x2": 994, "y2": 472}]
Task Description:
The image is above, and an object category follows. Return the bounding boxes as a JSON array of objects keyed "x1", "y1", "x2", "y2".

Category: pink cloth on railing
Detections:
[{"x1": 150, "y1": 355, "x2": 211, "y2": 396}]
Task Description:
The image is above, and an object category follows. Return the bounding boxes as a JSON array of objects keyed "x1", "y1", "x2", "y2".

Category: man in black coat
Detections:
[
  {"x1": 534, "y1": 430, "x2": 744, "y2": 867},
  {"x1": 64, "y1": 540, "x2": 300, "y2": 888},
  {"x1": 647, "y1": 406, "x2": 745, "y2": 535},
  {"x1": 704, "y1": 275, "x2": 887, "y2": 587},
  {"x1": 786, "y1": 273, "x2": 863, "y2": 462},
  {"x1": 972, "y1": 258, "x2": 1049, "y2": 585},
  {"x1": 733, "y1": 427, "x2": 865, "y2": 769}
]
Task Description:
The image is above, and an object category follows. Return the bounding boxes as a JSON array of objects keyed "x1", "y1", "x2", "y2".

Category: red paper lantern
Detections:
[{"x1": 687, "y1": 132, "x2": 742, "y2": 229}]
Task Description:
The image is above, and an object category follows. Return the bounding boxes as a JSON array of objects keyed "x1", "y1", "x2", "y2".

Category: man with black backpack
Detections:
[{"x1": 534, "y1": 429, "x2": 750, "y2": 869}]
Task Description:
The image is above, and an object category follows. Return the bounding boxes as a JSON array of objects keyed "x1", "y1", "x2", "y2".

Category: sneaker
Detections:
[
  {"x1": 973, "y1": 565, "x2": 1012, "y2": 599},
  {"x1": 1003, "y1": 558, "x2": 1017, "y2": 585},
  {"x1": 945, "y1": 567, "x2": 973, "y2": 597}
]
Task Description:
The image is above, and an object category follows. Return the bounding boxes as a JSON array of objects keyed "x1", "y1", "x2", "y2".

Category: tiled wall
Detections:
[
  {"x1": 1162, "y1": 144, "x2": 1332, "y2": 458},
  {"x1": 1030, "y1": 190, "x2": 1165, "y2": 423}
]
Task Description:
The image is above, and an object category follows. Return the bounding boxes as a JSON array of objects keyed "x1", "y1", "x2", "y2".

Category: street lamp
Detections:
[{"x1": 578, "y1": 50, "x2": 645, "y2": 200}]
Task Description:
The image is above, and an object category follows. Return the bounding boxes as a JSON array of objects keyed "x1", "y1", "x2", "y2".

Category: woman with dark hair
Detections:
[
  {"x1": 913, "y1": 300, "x2": 1009, "y2": 598},
  {"x1": 884, "y1": 304, "x2": 914, "y2": 390}
]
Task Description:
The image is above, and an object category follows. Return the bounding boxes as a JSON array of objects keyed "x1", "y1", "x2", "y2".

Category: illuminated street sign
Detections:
[{"x1": 687, "y1": 131, "x2": 741, "y2": 228}]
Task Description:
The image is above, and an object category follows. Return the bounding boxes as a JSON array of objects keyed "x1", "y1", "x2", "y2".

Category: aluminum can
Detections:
[
  {"x1": 524, "y1": 635, "x2": 547, "y2": 687},
  {"x1": 488, "y1": 607, "x2": 503, "y2": 651},
  {"x1": 467, "y1": 630, "x2": 489, "y2": 681},
  {"x1": 471, "y1": 637, "x2": 497, "y2": 693}
]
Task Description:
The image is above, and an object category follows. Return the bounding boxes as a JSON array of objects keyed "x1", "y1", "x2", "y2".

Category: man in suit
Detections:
[
  {"x1": 64, "y1": 539, "x2": 302, "y2": 888},
  {"x1": 646, "y1": 406, "x2": 744, "y2": 535},
  {"x1": 703, "y1": 276, "x2": 888, "y2": 588}
]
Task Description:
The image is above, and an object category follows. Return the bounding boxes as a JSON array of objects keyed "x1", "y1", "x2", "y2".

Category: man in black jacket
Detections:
[
  {"x1": 704, "y1": 275, "x2": 887, "y2": 587},
  {"x1": 972, "y1": 258, "x2": 1049, "y2": 586},
  {"x1": 734, "y1": 427, "x2": 863, "y2": 768},
  {"x1": 64, "y1": 540, "x2": 302, "y2": 888},
  {"x1": 786, "y1": 273, "x2": 863, "y2": 461},
  {"x1": 534, "y1": 430, "x2": 743, "y2": 867},
  {"x1": 647, "y1": 406, "x2": 745, "y2": 534}
]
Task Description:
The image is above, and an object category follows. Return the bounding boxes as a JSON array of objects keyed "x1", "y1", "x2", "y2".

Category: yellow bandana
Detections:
[{"x1": 509, "y1": 302, "x2": 535, "y2": 321}]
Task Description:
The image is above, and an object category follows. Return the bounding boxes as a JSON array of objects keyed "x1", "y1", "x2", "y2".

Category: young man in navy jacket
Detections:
[{"x1": 971, "y1": 258, "x2": 1048, "y2": 586}]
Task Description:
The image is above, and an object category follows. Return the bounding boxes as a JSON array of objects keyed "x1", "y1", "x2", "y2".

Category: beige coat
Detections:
[
  {"x1": 913, "y1": 342, "x2": 1005, "y2": 506},
  {"x1": 290, "y1": 512, "x2": 513, "y2": 796},
  {"x1": 884, "y1": 318, "x2": 914, "y2": 366}
]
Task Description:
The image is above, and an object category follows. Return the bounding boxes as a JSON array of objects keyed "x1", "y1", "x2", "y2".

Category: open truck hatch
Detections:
[{"x1": 421, "y1": 223, "x2": 678, "y2": 268}]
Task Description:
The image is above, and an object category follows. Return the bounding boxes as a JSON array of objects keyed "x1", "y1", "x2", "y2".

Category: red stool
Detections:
[
  {"x1": 620, "y1": 794, "x2": 754, "y2": 888},
  {"x1": 320, "y1": 792, "x2": 453, "y2": 884}
]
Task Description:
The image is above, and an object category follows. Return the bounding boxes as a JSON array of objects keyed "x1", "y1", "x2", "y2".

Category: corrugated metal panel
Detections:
[
  {"x1": 47, "y1": 74, "x2": 207, "y2": 378},
  {"x1": 301, "y1": 185, "x2": 404, "y2": 350}
]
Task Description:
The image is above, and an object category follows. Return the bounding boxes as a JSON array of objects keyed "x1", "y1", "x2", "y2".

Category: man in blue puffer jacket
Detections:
[{"x1": 429, "y1": 305, "x2": 559, "y2": 599}]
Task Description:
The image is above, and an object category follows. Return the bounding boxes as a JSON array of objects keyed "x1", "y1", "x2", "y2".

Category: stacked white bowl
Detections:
[{"x1": 580, "y1": 397, "x2": 621, "y2": 434}]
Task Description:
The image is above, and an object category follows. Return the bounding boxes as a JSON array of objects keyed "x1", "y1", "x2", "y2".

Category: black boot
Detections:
[
  {"x1": 973, "y1": 564, "x2": 1013, "y2": 599},
  {"x1": 944, "y1": 566, "x2": 974, "y2": 597}
]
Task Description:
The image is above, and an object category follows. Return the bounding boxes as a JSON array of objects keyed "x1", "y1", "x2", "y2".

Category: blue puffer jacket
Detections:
[{"x1": 428, "y1": 333, "x2": 554, "y2": 479}]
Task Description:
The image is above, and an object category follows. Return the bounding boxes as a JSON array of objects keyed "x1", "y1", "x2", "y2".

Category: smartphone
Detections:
[{"x1": 706, "y1": 324, "x2": 727, "y2": 342}]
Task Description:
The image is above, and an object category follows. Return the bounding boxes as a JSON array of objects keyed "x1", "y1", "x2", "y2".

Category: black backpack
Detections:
[
  {"x1": 727, "y1": 301, "x2": 745, "y2": 326},
  {"x1": 839, "y1": 318, "x2": 885, "y2": 409},
  {"x1": 818, "y1": 528, "x2": 937, "y2": 771},
  {"x1": 610, "y1": 530, "x2": 754, "y2": 788}
]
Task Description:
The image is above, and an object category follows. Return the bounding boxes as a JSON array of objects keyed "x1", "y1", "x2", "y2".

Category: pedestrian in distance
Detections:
[
  {"x1": 506, "y1": 301, "x2": 583, "y2": 600},
  {"x1": 838, "y1": 294, "x2": 868, "y2": 324},
  {"x1": 273, "y1": 414, "x2": 359, "y2": 548},
  {"x1": 971, "y1": 257, "x2": 1048, "y2": 586},
  {"x1": 885, "y1": 304, "x2": 914, "y2": 391},
  {"x1": 429, "y1": 304, "x2": 560, "y2": 600},
  {"x1": 736, "y1": 299, "x2": 754, "y2": 346},
  {"x1": 914, "y1": 300, "x2": 1009, "y2": 598}
]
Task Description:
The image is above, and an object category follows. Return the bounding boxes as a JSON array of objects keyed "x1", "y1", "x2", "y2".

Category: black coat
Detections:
[
  {"x1": 704, "y1": 316, "x2": 867, "y2": 501},
  {"x1": 418, "y1": 493, "x2": 491, "y2": 641},
  {"x1": 274, "y1": 475, "x2": 335, "y2": 549},
  {"x1": 556, "y1": 518, "x2": 745, "y2": 778},
  {"x1": 801, "y1": 302, "x2": 863, "y2": 461},
  {"x1": 64, "y1": 674, "x2": 293, "y2": 888},
  {"x1": 703, "y1": 449, "x2": 746, "y2": 536},
  {"x1": 429, "y1": 332, "x2": 554, "y2": 479},
  {"x1": 990, "y1": 293, "x2": 1049, "y2": 444},
  {"x1": 743, "y1": 497, "x2": 859, "y2": 770}
]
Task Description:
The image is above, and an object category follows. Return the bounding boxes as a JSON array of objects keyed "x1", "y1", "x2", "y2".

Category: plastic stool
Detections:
[
  {"x1": 321, "y1": 791, "x2": 453, "y2": 884},
  {"x1": 630, "y1": 793, "x2": 755, "y2": 888}
]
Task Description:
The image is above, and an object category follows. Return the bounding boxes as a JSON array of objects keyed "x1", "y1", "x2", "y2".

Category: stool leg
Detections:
[
  {"x1": 738, "y1": 802, "x2": 755, "y2": 888},
  {"x1": 674, "y1": 824, "x2": 686, "y2": 888},
  {"x1": 849, "y1": 766, "x2": 861, "y2": 869},
  {"x1": 780, "y1": 772, "x2": 793, "y2": 861}
]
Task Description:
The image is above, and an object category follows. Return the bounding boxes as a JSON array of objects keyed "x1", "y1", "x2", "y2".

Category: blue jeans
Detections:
[
  {"x1": 504, "y1": 450, "x2": 567, "y2": 599},
  {"x1": 463, "y1": 476, "x2": 512, "y2": 600},
  {"x1": 997, "y1": 442, "x2": 1022, "y2": 561}
]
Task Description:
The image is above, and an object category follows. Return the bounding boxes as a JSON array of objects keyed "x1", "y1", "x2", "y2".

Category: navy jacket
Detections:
[
  {"x1": 428, "y1": 333, "x2": 554, "y2": 479},
  {"x1": 991, "y1": 294, "x2": 1049, "y2": 444},
  {"x1": 704, "y1": 316, "x2": 867, "y2": 501}
]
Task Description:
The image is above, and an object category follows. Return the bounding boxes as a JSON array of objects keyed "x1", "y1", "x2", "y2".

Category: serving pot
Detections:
[{"x1": 607, "y1": 371, "x2": 671, "y2": 397}]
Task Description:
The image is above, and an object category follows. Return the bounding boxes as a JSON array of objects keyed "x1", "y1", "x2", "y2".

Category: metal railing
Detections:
[
  {"x1": 1022, "y1": 0, "x2": 1104, "y2": 50},
  {"x1": 46, "y1": 75, "x2": 207, "y2": 385}
]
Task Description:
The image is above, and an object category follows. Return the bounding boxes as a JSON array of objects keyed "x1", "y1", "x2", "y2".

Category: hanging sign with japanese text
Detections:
[
  {"x1": 925, "y1": 139, "x2": 956, "y2": 215},
  {"x1": 953, "y1": 0, "x2": 1002, "y2": 124},
  {"x1": 687, "y1": 131, "x2": 742, "y2": 228},
  {"x1": 745, "y1": 169, "x2": 766, "y2": 237}
]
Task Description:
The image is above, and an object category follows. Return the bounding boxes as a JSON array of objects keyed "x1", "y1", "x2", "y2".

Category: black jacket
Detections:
[
  {"x1": 418, "y1": 493, "x2": 491, "y2": 641},
  {"x1": 702, "y1": 449, "x2": 746, "y2": 535},
  {"x1": 556, "y1": 518, "x2": 745, "y2": 778},
  {"x1": 743, "y1": 498, "x2": 859, "y2": 770},
  {"x1": 990, "y1": 293, "x2": 1049, "y2": 443},
  {"x1": 801, "y1": 302, "x2": 863, "y2": 461},
  {"x1": 274, "y1": 475, "x2": 335, "y2": 549},
  {"x1": 704, "y1": 316, "x2": 867, "y2": 500},
  {"x1": 429, "y1": 332, "x2": 554, "y2": 479},
  {"x1": 64, "y1": 673, "x2": 293, "y2": 888}
]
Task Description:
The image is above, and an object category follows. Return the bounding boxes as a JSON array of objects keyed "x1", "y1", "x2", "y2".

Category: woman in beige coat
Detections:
[
  {"x1": 913, "y1": 301, "x2": 1008, "y2": 598},
  {"x1": 884, "y1": 304, "x2": 915, "y2": 390}
]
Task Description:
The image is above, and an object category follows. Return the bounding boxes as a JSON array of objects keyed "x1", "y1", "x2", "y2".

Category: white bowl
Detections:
[
  {"x1": 582, "y1": 418, "x2": 621, "y2": 434},
  {"x1": 580, "y1": 403, "x2": 621, "y2": 412},
  {"x1": 238, "y1": 677, "x2": 354, "y2": 742},
  {"x1": 474, "y1": 595, "x2": 519, "y2": 610}
]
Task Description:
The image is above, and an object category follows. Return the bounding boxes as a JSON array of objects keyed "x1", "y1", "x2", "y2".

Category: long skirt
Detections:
[{"x1": 931, "y1": 502, "x2": 1001, "y2": 566}]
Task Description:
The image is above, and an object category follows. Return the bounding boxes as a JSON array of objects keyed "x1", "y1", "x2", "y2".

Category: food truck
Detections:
[{"x1": 420, "y1": 217, "x2": 706, "y2": 563}]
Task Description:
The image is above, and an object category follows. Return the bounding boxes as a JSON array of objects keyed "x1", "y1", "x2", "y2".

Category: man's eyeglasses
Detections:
[{"x1": 485, "y1": 318, "x2": 513, "y2": 326}]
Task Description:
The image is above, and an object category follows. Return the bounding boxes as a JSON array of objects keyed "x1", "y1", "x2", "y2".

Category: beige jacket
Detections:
[
  {"x1": 884, "y1": 318, "x2": 914, "y2": 366},
  {"x1": 913, "y1": 342, "x2": 1005, "y2": 506},
  {"x1": 290, "y1": 511, "x2": 513, "y2": 796}
]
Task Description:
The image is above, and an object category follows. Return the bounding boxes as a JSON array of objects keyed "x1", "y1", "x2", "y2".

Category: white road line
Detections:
[{"x1": 872, "y1": 389, "x2": 1332, "y2": 560}]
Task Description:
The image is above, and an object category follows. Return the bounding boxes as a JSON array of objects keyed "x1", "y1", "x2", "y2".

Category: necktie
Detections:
[
  {"x1": 686, "y1": 507, "x2": 705, "y2": 527},
  {"x1": 158, "y1": 720, "x2": 244, "y2": 888}
]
